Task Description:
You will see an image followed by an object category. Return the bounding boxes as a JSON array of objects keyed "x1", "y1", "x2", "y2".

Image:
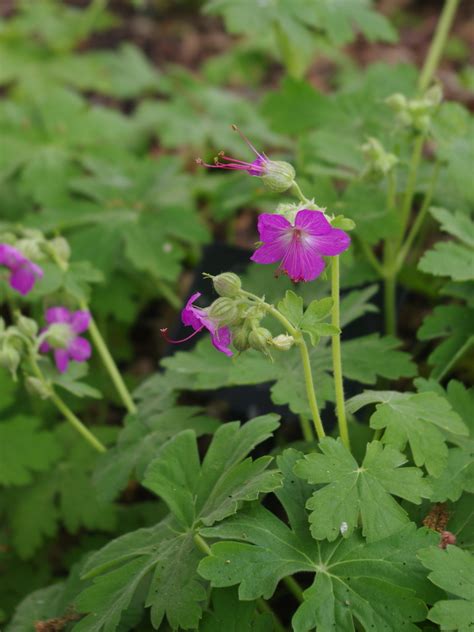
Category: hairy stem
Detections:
[{"x1": 330, "y1": 257, "x2": 350, "y2": 450}]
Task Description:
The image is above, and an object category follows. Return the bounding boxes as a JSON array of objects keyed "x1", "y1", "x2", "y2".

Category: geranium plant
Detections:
[{"x1": 1, "y1": 1, "x2": 473, "y2": 631}]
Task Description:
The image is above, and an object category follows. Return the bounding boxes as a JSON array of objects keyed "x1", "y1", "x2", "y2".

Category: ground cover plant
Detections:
[{"x1": 1, "y1": 0, "x2": 473, "y2": 630}]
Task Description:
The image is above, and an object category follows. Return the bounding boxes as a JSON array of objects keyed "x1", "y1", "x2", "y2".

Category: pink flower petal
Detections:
[
  {"x1": 281, "y1": 240, "x2": 326, "y2": 282},
  {"x1": 68, "y1": 337, "x2": 92, "y2": 362},
  {"x1": 256, "y1": 213, "x2": 291, "y2": 243},
  {"x1": 181, "y1": 292, "x2": 205, "y2": 330},
  {"x1": 251, "y1": 239, "x2": 288, "y2": 264},
  {"x1": 9, "y1": 265, "x2": 36, "y2": 295},
  {"x1": 294, "y1": 210, "x2": 332, "y2": 235},
  {"x1": 46, "y1": 306, "x2": 72, "y2": 324},
  {"x1": 70, "y1": 310, "x2": 91, "y2": 334},
  {"x1": 54, "y1": 349, "x2": 69, "y2": 373},
  {"x1": 0, "y1": 244, "x2": 25, "y2": 268},
  {"x1": 211, "y1": 326, "x2": 233, "y2": 356},
  {"x1": 313, "y1": 229, "x2": 351, "y2": 256}
]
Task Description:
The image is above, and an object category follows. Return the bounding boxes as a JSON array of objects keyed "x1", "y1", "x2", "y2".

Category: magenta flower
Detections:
[
  {"x1": 161, "y1": 292, "x2": 233, "y2": 357},
  {"x1": 0, "y1": 243, "x2": 43, "y2": 295},
  {"x1": 251, "y1": 210, "x2": 351, "y2": 282},
  {"x1": 40, "y1": 307, "x2": 92, "y2": 373}
]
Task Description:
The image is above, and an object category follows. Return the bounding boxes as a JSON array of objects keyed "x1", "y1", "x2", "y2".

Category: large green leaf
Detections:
[
  {"x1": 199, "y1": 450, "x2": 438, "y2": 632},
  {"x1": 295, "y1": 438, "x2": 431, "y2": 542},
  {"x1": 75, "y1": 416, "x2": 281, "y2": 631},
  {"x1": 142, "y1": 415, "x2": 282, "y2": 529}
]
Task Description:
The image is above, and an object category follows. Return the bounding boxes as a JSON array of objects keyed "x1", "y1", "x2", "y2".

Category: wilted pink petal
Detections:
[{"x1": 0, "y1": 244, "x2": 43, "y2": 296}]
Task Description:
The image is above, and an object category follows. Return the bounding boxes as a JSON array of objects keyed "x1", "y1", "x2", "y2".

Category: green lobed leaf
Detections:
[
  {"x1": 0, "y1": 416, "x2": 61, "y2": 486},
  {"x1": 294, "y1": 437, "x2": 431, "y2": 542},
  {"x1": 370, "y1": 391, "x2": 467, "y2": 477},
  {"x1": 418, "y1": 304, "x2": 474, "y2": 380},
  {"x1": 200, "y1": 588, "x2": 274, "y2": 632},
  {"x1": 418, "y1": 546, "x2": 474, "y2": 632},
  {"x1": 199, "y1": 450, "x2": 438, "y2": 632},
  {"x1": 142, "y1": 415, "x2": 282, "y2": 528}
]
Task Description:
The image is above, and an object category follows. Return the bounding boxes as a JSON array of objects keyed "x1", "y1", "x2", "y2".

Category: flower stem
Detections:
[
  {"x1": 299, "y1": 414, "x2": 314, "y2": 442},
  {"x1": 29, "y1": 356, "x2": 106, "y2": 453},
  {"x1": 78, "y1": 299, "x2": 137, "y2": 415},
  {"x1": 330, "y1": 257, "x2": 350, "y2": 450},
  {"x1": 298, "y1": 340, "x2": 325, "y2": 441},
  {"x1": 418, "y1": 0, "x2": 460, "y2": 93},
  {"x1": 240, "y1": 290, "x2": 324, "y2": 440},
  {"x1": 384, "y1": 274, "x2": 397, "y2": 337},
  {"x1": 395, "y1": 161, "x2": 441, "y2": 272},
  {"x1": 49, "y1": 390, "x2": 107, "y2": 453},
  {"x1": 46, "y1": 247, "x2": 137, "y2": 415},
  {"x1": 194, "y1": 533, "x2": 286, "y2": 632},
  {"x1": 291, "y1": 181, "x2": 311, "y2": 205},
  {"x1": 283, "y1": 575, "x2": 304, "y2": 602},
  {"x1": 398, "y1": 134, "x2": 425, "y2": 247}
]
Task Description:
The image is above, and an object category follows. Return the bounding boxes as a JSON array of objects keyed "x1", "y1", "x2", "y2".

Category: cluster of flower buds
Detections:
[
  {"x1": 361, "y1": 137, "x2": 398, "y2": 178},
  {"x1": 162, "y1": 272, "x2": 297, "y2": 358},
  {"x1": 0, "y1": 315, "x2": 37, "y2": 378},
  {"x1": 385, "y1": 84, "x2": 443, "y2": 133},
  {"x1": 0, "y1": 228, "x2": 72, "y2": 296},
  {"x1": 207, "y1": 273, "x2": 296, "y2": 357}
]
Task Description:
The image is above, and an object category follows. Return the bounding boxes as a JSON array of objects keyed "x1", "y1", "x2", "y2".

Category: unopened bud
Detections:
[
  {"x1": 48, "y1": 236, "x2": 71, "y2": 264},
  {"x1": 25, "y1": 376, "x2": 51, "y2": 400},
  {"x1": 16, "y1": 315, "x2": 38, "y2": 339},
  {"x1": 271, "y1": 334, "x2": 295, "y2": 351},
  {"x1": 361, "y1": 137, "x2": 398, "y2": 176},
  {"x1": 15, "y1": 238, "x2": 42, "y2": 261},
  {"x1": 385, "y1": 93, "x2": 407, "y2": 112},
  {"x1": 262, "y1": 160, "x2": 295, "y2": 193},
  {"x1": 232, "y1": 328, "x2": 250, "y2": 352},
  {"x1": 212, "y1": 272, "x2": 242, "y2": 298},
  {"x1": 0, "y1": 318, "x2": 5, "y2": 335},
  {"x1": 45, "y1": 323, "x2": 73, "y2": 349},
  {"x1": 0, "y1": 346, "x2": 21, "y2": 377},
  {"x1": 424, "y1": 84, "x2": 443, "y2": 108},
  {"x1": 208, "y1": 297, "x2": 241, "y2": 326},
  {"x1": 248, "y1": 327, "x2": 272, "y2": 352}
]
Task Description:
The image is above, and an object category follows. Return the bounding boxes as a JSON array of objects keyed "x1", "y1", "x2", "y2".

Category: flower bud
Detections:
[
  {"x1": 0, "y1": 318, "x2": 5, "y2": 335},
  {"x1": 385, "y1": 93, "x2": 407, "y2": 112},
  {"x1": 207, "y1": 297, "x2": 241, "y2": 326},
  {"x1": 361, "y1": 137, "x2": 398, "y2": 176},
  {"x1": 45, "y1": 323, "x2": 74, "y2": 349},
  {"x1": 25, "y1": 376, "x2": 51, "y2": 400},
  {"x1": 0, "y1": 346, "x2": 21, "y2": 377},
  {"x1": 262, "y1": 160, "x2": 295, "y2": 193},
  {"x1": 248, "y1": 327, "x2": 272, "y2": 352},
  {"x1": 15, "y1": 238, "x2": 43, "y2": 262},
  {"x1": 212, "y1": 272, "x2": 242, "y2": 298},
  {"x1": 271, "y1": 334, "x2": 295, "y2": 351},
  {"x1": 48, "y1": 236, "x2": 71, "y2": 264},
  {"x1": 232, "y1": 327, "x2": 250, "y2": 352},
  {"x1": 16, "y1": 315, "x2": 38, "y2": 339}
]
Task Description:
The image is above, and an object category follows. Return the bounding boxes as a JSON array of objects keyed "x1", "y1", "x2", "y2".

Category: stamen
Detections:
[
  {"x1": 160, "y1": 326, "x2": 204, "y2": 344},
  {"x1": 231, "y1": 124, "x2": 264, "y2": 159}
]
